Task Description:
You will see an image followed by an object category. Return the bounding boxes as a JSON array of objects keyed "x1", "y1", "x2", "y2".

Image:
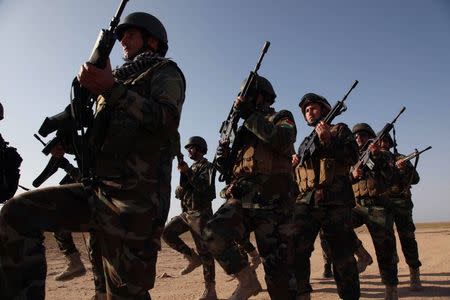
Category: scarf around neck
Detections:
[{"x1": 112, "y1": 51, "x2": 163, "y2": 83}]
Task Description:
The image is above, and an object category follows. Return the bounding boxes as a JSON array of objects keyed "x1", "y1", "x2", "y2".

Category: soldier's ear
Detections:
[{"x1": 147, "y1": 36, "x2": 159, "y2": 52}]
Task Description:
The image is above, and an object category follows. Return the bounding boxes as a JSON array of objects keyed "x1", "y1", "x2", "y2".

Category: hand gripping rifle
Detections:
[
  {"x1": 396, "y1": 146, "x2": 432, "y2": 165},
  {"x1": 298, "y1": 80, "x2": 359, "y2": 165},
  {"x1": 32, "y1": 134, "x2": 79, "y2": 187},
  {"x1": 353, "y1": 107, "x2": 406, "y2": 171},
  {"x1": 36, "y1": 0, "x2": 129, "y2": 184},
  {"x1": 212, "y1": 41, "x2": 271, "y2": 184}
]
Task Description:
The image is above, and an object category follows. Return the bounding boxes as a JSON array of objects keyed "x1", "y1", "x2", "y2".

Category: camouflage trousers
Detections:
[
  {"x1": 204, "y1": 200, "x2": 295, "y2": 299},
  {"x1": 53, "y1": 231, "x2": 80, "y2": 257},
  {"x1": 391, "y1": 200, "x2": 421, "y2": 269},
  {"x1": 162, "y1": 209, "x2": 215, "y2": 283},
  {"x1": 0, "y1": 183, "x2": 166, "y2": 300},
  {"x1": 352, "y1": 204, "x2": 398, "y2": 286},
  {"x1": 236, "y1": 231, "x2": 257, "y2": 257},
  {"x1": 319, "y1": 229, "x2": 332, "y2": 265},
  {"x1": 292, "y1": 204, "x2": 360, "y2": 300}
]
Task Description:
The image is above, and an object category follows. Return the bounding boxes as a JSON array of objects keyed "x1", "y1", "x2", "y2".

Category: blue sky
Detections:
[{"x1": 0, "y1": 0, "x2": 449, "y2": 222}]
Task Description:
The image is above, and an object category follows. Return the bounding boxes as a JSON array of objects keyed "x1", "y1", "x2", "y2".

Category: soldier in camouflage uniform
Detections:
[
  {"x1": 204, "y1": 75, "x2": 297, "y2": 300},
  {"x1": 291, "y1": 93, "x2": 360, "y2": 300},
  {"x1": 0, "y1": 12, "x2": 185, "y2": 300},
  {"x1": 162, "y1": 136, "x2": 217, "y2": 300},
  {"x1": 380, "y1": 134, "x2": 422, "y2": 291},
  {"x1": 0, "y1": 102, "x2": 23, "y2": 204},
  {"x1": 351, "y1": 123, "x2": 398, "y2": 300}
]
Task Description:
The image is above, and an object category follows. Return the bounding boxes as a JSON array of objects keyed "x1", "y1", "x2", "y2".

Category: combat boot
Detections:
[
  {"x1": 384, "y1": 285, "x2": 398, "y2": 300},
  {"x1": 322, "y1": 262, "x2": 333, "y2": 278},
  {"x1": 54, "y1": 252, "x2": 86, "y2": 281},
  {"x1": 198, "y1": 282, "x2": 218, "y2": 300},
  {"x1": 180, "y1": 249, "x2": 202, "y2": 275},
  {"x1": 355, "y1": 244, "x2": 373, "y2": 273},
  {"x1": 248, "y1": 249, "x2": 261, "y2": 271},
  {"x1": 228, "y1": 265, "x2": 262, "y2": 300},
  {"x1": 296, "y1": 293, "x2": 311, "y2": 300},
  {"x1": 409, "y1": 267, "x2": 423, "y2": 291}
]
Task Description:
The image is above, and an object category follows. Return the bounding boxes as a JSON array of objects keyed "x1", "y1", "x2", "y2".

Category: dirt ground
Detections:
[{"x1": 44, "y1": 223, "x2": 450, "y2": 299}]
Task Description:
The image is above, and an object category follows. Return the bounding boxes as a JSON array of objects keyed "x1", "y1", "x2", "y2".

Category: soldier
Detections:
[
  {"x1": 351, "y1": 123, "x2": 398, "y2": 300},
  {"x1": 291, "y1": 93, "x2": 360, "y2": 300},
  {"x1": 162, "y1": 136, "x2": 217, "y2": 300},
  {"x1": 0, "y1": 12, "x2": 185, "y2": 300},
  {"x1": 204, "y1": 75, "x2": 297, "y2": 300},
  {"x1": 0, "y1": 102, "x2": 23, "y2": 204},
  {"x1": 380, "y1": 134, "x2": 422, "y2": 291}
]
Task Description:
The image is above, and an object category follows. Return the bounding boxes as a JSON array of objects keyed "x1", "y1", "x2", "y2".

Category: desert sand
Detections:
[{"x1": 44, "y1": 223, "x2": 450, "y2": 299}]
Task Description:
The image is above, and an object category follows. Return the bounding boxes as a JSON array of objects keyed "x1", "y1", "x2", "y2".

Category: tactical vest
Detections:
[
  {"x1": 92, "y1": 59, "x2": 184, "y2": 187},
  {"x1": 294, "y1": 124, "x2": 352, "y2": 195},
  {"x1": 181, "y1": 159, "x2": 215, "y2": 211},
  {"x1": 295, "y1": 158, "x2": 349, "y2": 194},
  {"x1": 388, "y1": 153, "x2": 417, "y2": 200},
  {"x1": 232, "y1": 113, "x2": 292, "y2": 177},
  {"x1": 352, "y1": 176, "x2": 384, "y2": 198}
]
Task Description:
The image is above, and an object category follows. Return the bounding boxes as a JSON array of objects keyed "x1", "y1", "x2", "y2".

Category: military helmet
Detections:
[
  {"x1": 115, "y1": 12, "x2": 168, "y2": 55},
  {"x1": 0, "y1": 102, "x2": 3, "y2": 120},
  {"x1": 381, "y1": 132, "x2": 395, "y2": 149},
  {"x1": 352, "y1": 123, "x2": 376, "y2": 138},
  {"x1": 239, "y1": 75, "x2": 276, "y2": 103},
  {"x1": 185, "y1": 136, "x2": 208, "y2": 154},
  {"x1": 298, "y1": 93, "x2": 331, "y2": 117}
]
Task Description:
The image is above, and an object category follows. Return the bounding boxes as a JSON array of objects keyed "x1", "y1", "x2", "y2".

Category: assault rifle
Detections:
[
  {"x1": 32, "y1": 134, "x2": 79, "y2": 187},
  {"x1": 298, "y1": 80, "x2": 359, "y2": 165},
  {"x1": 396, "y1": 146, "x2": 432, "y2": 166},
  {"x1": 353, "y1": 107, "x2": 406, "y2": 171},
  {"x1": 36, "y1": 0, "x2": 129, "y2": 183},
  {"x1": 213, "y1": 41, "x2": 271, "y2": 183}
]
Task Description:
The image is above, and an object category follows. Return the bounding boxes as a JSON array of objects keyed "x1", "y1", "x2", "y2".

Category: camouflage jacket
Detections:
[
  {"x1": 387, "y1": 152, "x2": 420, "y2": 202},
  {"x1": 91, "y1": 54, "x2": 185, "y2": 211},
  {"x1": 0, "y1": 134, "x2": 22, "y2": 203},
  {"x1": 175, "y1": 158, "x2": 215, "y2": 212},
  {"x1": 294, "y1": 123, "x2": 358, "y2": 206},
  {"x1": 217, "y1": 107, "x2": 297, "y2": 207},
  {"x1": 351, "y1": 146, "x2": 394, "y2": 205}
]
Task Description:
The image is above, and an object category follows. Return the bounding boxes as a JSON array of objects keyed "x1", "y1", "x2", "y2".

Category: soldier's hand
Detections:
[
  {"x1": 234, "y1": 95, "x2": 254, "y2": 119},
  {"x1": 315, "y1": 121, "x2": 331, "y2": 145},
  {"x1": 292, "y1": 154, "x2": 300, "y2": 167},
  {"x1": 50, "y1": 144, "x2": 65, "y2": 158},
  {"x1": 396, "y1": 160, "x2": 406, "y2": 170},
  {"x1": 225, "y1": 184, "x2": 235, "y2": 198},
  {"x1": 175, "y1": 185, "x2": 184, "y2": 199},
  {"x1": 352, "y1": 167, "x2": 363, "y2": 179},
  {"x1": 369, "y1": 142, "x2": 380, "y2": 155},
  {"x1": 178, "y1": 161, "x2": 189, "y2": 173},
  {"x1": 216, "y1": 140, "x2": 230, "y2": 157},
  {"x1": 77, "y1": 59, "x2": 115, "y2": 96}
]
